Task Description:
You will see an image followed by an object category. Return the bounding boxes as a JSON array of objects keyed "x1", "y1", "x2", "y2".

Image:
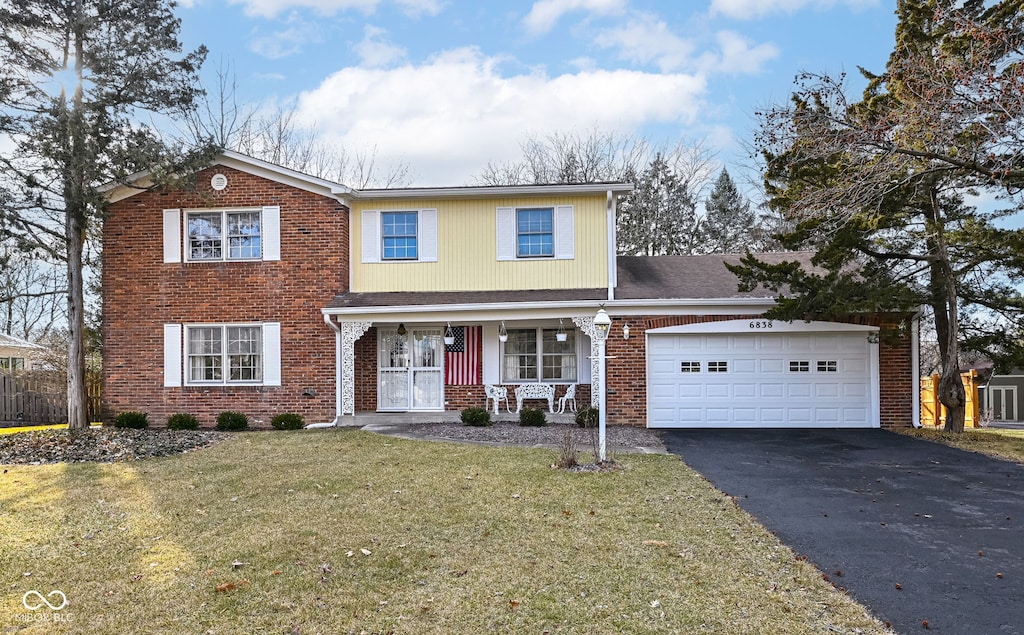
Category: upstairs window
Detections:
[
  {"x1": 382, "y1": 211, "x2": 418, "y2": 260},
  {"x1": 187, "y1": 210, "x2": 262, "y2": 261},
  {"x1": 0, "y1": 357, "x2": 26, "y2": 372},
  {"x1": 516, "y1": 208, "x2": 553, "y2": 258}
]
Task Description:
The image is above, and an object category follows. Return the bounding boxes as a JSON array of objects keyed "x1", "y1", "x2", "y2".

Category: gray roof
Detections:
[
  {"x1": 0, "y1": 333, "x2": 45, "y2": 350},
  {"x1": 616, "y1": 252, "x2": 816, "y2": 300},
  {"x1": 324, "y1": 252, "x2": 817, "y2": 310}
]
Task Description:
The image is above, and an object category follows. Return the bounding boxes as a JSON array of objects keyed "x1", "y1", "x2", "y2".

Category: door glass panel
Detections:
[
  {"x1": 380, "y1": 330, "x2": 408, "y2": 369},
  {"x1": 379, "y1": 369, "x2": 409, "y2": 410},
  {"x1": 412, "y1": 330, "x2": 442, "y2": 369},
  {"x1": 412, "y1": 370, "x2": 443, "y2": 409}
]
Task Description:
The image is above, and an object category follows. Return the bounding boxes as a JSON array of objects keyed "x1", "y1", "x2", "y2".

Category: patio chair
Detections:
[
  {"x1": 557, "y1": 383, "x2": 577, "y2": 414},
  {"x1": 485, "y1": 384, "x2": 511, "y2": 414}
]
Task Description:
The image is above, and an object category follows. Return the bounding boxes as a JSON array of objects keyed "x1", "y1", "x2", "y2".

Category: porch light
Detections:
[
  {"x1": 593, "y1": 308, "x2": 611, "y2": 342},
  {"x1": 397, "y1": 323, "x2": 407, "y2": 336},
  {"x1": 444, "y1": 322, "x2": 455, "y2": 346},
  {"x1": 622, "y1": 323, "x2": 630, "y2": 339},
  {"x1": 556, "y1": 319, "x2": 567, "y2": 342},
  {"x1": 498, "y1": 321, "x2": 508, "y2": 343}
]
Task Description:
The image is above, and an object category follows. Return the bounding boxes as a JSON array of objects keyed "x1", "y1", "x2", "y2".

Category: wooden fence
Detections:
[
  {"x1": 0, "y1": 370, "x2": 102, "y2": 426},
  {"x1": 920, "y1": 370, "x2": 979, "y2": 428}
]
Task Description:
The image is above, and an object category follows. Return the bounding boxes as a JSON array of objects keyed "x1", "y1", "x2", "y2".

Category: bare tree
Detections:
[{"x1": 0, "y1": 247, "x2": 66, "y2": 341}]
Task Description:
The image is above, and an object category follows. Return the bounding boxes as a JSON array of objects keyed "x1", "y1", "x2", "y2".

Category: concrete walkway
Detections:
[{"x1": 661, "y1": 429, "x2": 1024, "y2": 635}]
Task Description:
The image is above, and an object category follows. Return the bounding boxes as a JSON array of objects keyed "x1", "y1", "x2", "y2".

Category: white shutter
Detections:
[
  {"x1": 163, "y1": 324, "x2": 182, "y2": 387},
  {"x1": 263, "y1": 322, "x2": 282, "y2": 386},
  {"x1": 163, "y1": 209, "x2": 181, "y2": 263},
  {"x1": 262, "y1": 205, "x2": 281, "y2": 261},
  {"x1": 554, "y1": 205, "x2": 574, "y2": 260},
  {"x1": 496, "y1": 207, "x2": 515, "y2": 261},
  {"x1": 361, "y1": 210, "x2": 380, "y2": 263},
  {"x1": 419, "y1": 208, "x2": 437, "y2": 262},
  {"x1": 482, "y1": 323, "x2": 500, "y2": 384}
]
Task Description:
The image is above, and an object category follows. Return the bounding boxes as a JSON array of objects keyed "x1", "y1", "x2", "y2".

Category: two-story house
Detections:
[{"x1": 102, "y1": 151, "x2": 918, "y2": 429}]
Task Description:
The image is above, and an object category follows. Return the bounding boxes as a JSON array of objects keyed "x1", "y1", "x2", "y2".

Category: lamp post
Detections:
[{"x1": 593, "y1": 307, "x2": 611, "y2": 462}]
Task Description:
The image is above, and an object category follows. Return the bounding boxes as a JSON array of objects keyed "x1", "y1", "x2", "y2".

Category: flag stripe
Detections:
[{"x1": 445, "y1": 326, "x2": 480, "y2": 385}]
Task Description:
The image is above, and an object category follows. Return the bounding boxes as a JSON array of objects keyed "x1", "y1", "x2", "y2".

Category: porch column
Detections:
[
  {"x1": 572, "y1": 315, "x2": 600, "y2": 406},
  {"x1": 340, "y1": 321, "x2": 372, "y2": 417}
]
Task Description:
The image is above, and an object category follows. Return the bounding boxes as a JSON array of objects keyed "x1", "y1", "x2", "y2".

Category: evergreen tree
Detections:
[
  {"x1": 732, "y1": 0, "x2": 1024, "y2": 432},
  {"x1": 701, "y1": 169, "x2": 756, "y2": 253},
  {"x1": 617, "y1": 153, "x2": 700, "y2": 256},
  {"x1": 0, "y1": 0, "x2": 213, "y2": 430}
]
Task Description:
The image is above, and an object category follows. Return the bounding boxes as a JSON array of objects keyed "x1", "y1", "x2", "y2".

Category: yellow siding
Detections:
[{"x1": 351, "y1": 195, "x2": 610, "y2": 292}]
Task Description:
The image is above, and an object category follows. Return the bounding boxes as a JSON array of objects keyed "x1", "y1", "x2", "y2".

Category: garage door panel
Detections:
[{"x1": 648, "y1": 330, "x2": 876, "y2": 428}]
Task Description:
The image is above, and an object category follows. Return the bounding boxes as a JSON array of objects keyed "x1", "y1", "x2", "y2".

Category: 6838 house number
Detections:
[{"x1": 748, "y1": 320, "x2": 774, "y2": 329}]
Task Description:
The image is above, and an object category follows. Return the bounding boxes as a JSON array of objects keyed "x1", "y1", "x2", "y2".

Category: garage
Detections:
[{"x1": 647, "y1": 320, "x2": 880, "y2": 428}]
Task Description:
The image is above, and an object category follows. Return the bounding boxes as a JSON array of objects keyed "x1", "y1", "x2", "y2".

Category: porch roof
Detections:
[{"x1": 326, "y1": 287, "x2": 609, "y2": 310}]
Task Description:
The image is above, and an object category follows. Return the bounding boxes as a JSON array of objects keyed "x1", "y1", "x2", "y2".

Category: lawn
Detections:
[
  {"x1": 897, "y1": 426, "x2": 1024, "y2": 463},
  {"x1": 1, "y1": 430, "x2": 889, "y2": 634}
]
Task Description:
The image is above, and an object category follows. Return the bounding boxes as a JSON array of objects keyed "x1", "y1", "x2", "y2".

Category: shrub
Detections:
[
  {"x1": 167, "y1": 413, "x2": 199, "y2": 430},
  {"x1": 113, "y1": 411, "x2": 149, "y2": 429},
  {"x1": 460, "y1": 407, "x2": 493, "y2": 427},
  {"x1": 555, "y1": 427, "x2": 578, "y2": 469},
  {"x1": 575, "y1": 406, "x2": 599, "y2": 429},
  {"x1": 215, "y1": 411, "x2": 249, "y2": 431},
  {"x1": 271, "y1": 413, "x2": 305, "y2": 430},
  {"x1": 519, "y1": 407, "x2": 547, "y2": 427}
]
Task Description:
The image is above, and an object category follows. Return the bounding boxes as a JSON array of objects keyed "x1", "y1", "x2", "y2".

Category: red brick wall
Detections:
[
  {"x1": 604, "y1": 314, "x2": 915, "y2": 429},
  {"x1": 102, "y1": 165, "x2": 349, "y2": 427}
]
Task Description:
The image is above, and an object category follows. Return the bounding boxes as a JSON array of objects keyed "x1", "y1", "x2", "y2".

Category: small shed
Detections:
[{"x1": 979, "y1": 369, "x2": 1024, "y2": 423}]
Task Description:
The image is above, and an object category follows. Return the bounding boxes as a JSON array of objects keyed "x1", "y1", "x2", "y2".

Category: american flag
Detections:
[{"x1": 445, "y1": 325, "x2": 480, "y2": 385}]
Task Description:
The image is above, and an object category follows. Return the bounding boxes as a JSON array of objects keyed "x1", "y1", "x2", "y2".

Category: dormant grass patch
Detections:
[
  {"x1": 1, "y1": 430, "x2": 890, "y2": 634},
  {"x1": 898, "y1": 427, "x2": 1024, "y2": 464}
]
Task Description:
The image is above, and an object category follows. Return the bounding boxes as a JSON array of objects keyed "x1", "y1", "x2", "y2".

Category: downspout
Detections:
[
  {"x1": 310, "y1": 313, "x2": 342, "y2": 428},
  {"x1": 912, "y1": 312, "x2": 922, "y2": 428},
  {"x1": 607, "y1": 190, "x2": 616, "y2": 301}
]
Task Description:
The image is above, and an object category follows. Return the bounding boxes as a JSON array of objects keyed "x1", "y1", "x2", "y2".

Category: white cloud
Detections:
[
  {"x1": 709, "y1": 0, "x2": 878, "y2": 20},
  {"x1": 295, "y1": 47, "x2": 705, "y2": 185},
  {"x1": 522, "y1": 0, "x2": 626, "y2": 35},
  {"x1": 231, "y1": 0, "x2": 377, "y2": 18},
  {"x1": 394, "y1": 0, "x2": 444, "y2": 17},
  {"x1": 699, "y1": 30, "x2": 778, "y2": 74},
  {"x1": 249, "y1": 13, "x2": 323, "y2": 59},
  {"x1": 354, "y1": 25, "x2": 407, "y2": 67},
  {"x1": 597, "y1": 14, "x2": 695, "y2": 72}
]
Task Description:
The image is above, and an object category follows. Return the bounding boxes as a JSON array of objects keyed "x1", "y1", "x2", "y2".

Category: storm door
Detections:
[{"x1": 377, "y1": 328, "x2": 444, "y2": 411}]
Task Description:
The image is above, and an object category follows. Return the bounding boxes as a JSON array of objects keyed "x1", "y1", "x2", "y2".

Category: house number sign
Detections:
[{"x1": 748, "y1": 320, "x2": 774, "y2": 329}]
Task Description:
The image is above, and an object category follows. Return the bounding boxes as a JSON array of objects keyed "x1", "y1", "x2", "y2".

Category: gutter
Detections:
[
  {"x1": 912, "y1": 311, "x2": 922, "y2": 428},
  {"x1": 306, "y1": 313, "x2": 343, "y2": 428},
  {"x1": 607, "y1": 190, "x2": 617, "y2": 301}
]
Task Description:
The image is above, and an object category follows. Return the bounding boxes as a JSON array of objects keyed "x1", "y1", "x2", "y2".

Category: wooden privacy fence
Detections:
[
  {"x1": 920, "y1": 370, "x2": 979, "y2": 428},
  {"x1": 0, "y1": 370, "x2": 102, "y2": 425}
]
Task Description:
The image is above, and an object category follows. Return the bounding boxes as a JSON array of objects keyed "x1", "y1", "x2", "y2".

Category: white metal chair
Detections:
[
  {"x1": 557, "y1": 383, "x2": 577, "y2": 414},
  {"x1": 485, "y1": 384, "x2": 511, "y2": 414}
]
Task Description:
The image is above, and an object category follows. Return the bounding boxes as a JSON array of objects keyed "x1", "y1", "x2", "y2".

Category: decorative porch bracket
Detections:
[
  {"x1": 572, "y1": 315, "x2": 600, "y2": 406},
  {"x1": 340, "y1": 321, "x2": 372, "y2": 416}
]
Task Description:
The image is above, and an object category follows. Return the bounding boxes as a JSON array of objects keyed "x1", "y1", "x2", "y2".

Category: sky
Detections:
[{"x1": 175, "y1": 0, "x2": 900, "y2": 189}]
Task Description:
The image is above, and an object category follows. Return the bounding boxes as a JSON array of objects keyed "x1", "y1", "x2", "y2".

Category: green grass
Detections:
[
  {"x1": 897, "y1": 427, "x2": 1024, "y2": 463},
  {"x1": 1, "y1": 430, "x2": 890, "y2": 634}
]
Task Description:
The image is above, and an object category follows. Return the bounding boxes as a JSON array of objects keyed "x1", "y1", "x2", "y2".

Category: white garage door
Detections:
[{"x1": 647, "y1": 321, "x2": 879, "y2": 428}]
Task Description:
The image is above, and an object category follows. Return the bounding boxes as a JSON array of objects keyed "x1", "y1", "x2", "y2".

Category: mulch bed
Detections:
[{"x1": 0, "y1": 428, "x2": 227, "y2": 465}]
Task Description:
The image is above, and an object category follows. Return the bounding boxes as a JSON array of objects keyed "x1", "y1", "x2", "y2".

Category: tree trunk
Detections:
[
  {"x1": 65, "y1": 1, "x2": 89, "y2": 433},
  {"x1": 927, "y1": 189, "x2": 966, "y2": 432}
]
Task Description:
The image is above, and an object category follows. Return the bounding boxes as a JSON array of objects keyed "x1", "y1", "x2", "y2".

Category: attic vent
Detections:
[{"x1": 210, "y1": 173, "x2": 228, "y2": 191}]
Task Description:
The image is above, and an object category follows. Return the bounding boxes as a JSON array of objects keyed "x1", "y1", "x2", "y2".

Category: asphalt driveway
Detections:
[{"x1": 661, "y1": 429, "x2": 1023, "y2": 635}]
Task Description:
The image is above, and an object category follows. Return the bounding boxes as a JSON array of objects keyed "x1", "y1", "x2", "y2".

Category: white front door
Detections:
[{"x1": 378, "y1": 328, "x2": 444, "y2": 411}]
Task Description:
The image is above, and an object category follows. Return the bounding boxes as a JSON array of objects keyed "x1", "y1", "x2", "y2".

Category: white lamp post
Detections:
[{"x1": 593, "y1": 307, "x2": 611, "y2": 462}]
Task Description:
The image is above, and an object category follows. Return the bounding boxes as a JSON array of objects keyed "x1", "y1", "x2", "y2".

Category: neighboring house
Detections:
[
  {"x1": 979, "y1": 369, "x2": 1023, "y2": 423},
  {"x1": 101, "y1": 151, "x2": 918, "y2": 429},
  {"x1": 0, "y1": 333, "x2": 45, "y2": 372}
]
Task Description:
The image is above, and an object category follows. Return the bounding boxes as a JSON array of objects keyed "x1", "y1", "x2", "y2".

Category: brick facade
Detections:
[{"x1": 102, "y1": 166, "x2": 348, "y2": 427}]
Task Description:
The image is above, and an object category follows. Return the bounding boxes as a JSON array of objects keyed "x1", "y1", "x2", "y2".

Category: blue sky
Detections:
[{"x1": 175, "y1": 0, "x2": 899, "y2": 188}]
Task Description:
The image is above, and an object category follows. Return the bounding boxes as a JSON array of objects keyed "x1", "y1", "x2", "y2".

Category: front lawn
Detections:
[
  {"x1": 1, "y1": 430, "x2": 889, "y2": 634},
  {"x1": 897, "y1": 427, "x2": 1024, "y2": 464}
]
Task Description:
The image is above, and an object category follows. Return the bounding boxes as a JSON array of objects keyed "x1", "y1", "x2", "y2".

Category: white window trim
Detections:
[
  {"x1": 172, "y1": 206, "x2": 280, "y2": 263},
  {"x1": 496, "y1": 205, "x2": 574, "y2": 261},
  {"x1": 164, "y1": 322, "x2": 281, "y2": 387},
  {"x1": 500, "y1": 326, "x2": 579, "y2": 383},
  {"x1": 361, "y1": 208, "x2": 437, "y2": 263}
]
